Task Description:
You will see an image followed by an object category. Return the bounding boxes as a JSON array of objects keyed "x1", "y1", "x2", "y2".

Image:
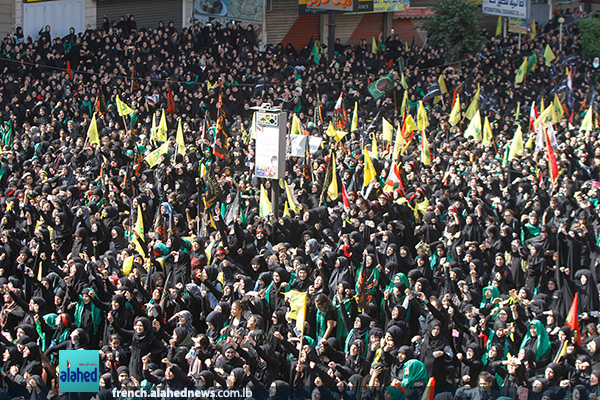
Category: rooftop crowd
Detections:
[{"x1": 0, "y1": 6, "x2": 599, "y2": 400}]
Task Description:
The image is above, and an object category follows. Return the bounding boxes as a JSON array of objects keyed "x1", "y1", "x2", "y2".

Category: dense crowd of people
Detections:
[{"x1": 0, "y1": 6, "x2": 599, "y2": 400}]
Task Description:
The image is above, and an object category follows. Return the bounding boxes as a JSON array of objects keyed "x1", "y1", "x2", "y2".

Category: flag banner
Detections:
[
  {"x1": 116, "y1": 95, "x2": 133, "y2": 116},
  {"x1": 87, "y1": 114, "x2": 99, "y2": 145},
  {"x1": 368, "y1": 72, "x2": 395, "y2": 99},
  {"x1": 145, "y1": 142, "x2": 170, "y2": 168},
  {"x1": 224, "y1": 190, "x2": 241, "y2": 227},
  {"x1": 423, "y1": 82, "x2": 442, "y2": 102},
  {"x1": 204, "y1": 166, "x2": 222, "y2": 210},
  {"x1": 284, "y1": 291, "x2": 308, "y2": 333}
]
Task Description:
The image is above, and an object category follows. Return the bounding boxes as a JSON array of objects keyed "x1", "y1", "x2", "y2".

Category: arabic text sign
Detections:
[
  {"x1": 374, "y1": 0, "x2": 409, "y2": 12},
  {"x1": 508, "y1": 18, "x2": 527, "y2": 34},
  {"x1": 193, "y1": 0, "x2": 263, "y2": 22},
  {"x1": 299, "y1": 0, "x2": 353, "y2": 12},
  {"x1": 482, "y1": 0, "x2": 528, "y2": 19}
]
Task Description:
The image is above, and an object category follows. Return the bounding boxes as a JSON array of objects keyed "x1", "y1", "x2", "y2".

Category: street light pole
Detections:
[{"x1": 558, "y1": 17, "x2": 565, "y2": 52}]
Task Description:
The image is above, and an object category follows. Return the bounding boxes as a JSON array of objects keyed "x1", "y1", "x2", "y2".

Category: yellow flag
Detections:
[
  {"x1": 483, "y1": 116, "x2": 493, "y2": 145},
  {"x1": 291, "y1": 114, "x2": 301, "y2": 135},
  {"x1": 87, "y1": 113, "x2": 99, "y2": 145},
  {"x1": 508, "y1": 125, "x2": 524, "y2": 161},
  {"x1": 515, "y1": 102, "x2": 521, "y2": 121},
  {"x1": 116, "y1": 95, "x2": 133, "y2": 116},
  {"x1": 515, "y1": 58, "x2": 527, "y2": 84},
  {"x1": 145, "y1": 142, "x2": 170, "y2": 168},
  {"x1": 284, "y1": 290, "x2": 308, "y2": 334},
  {"x1": 157, "y1": 109, "x2": 168, "y2": 143},
  {"x1": 392, "y1": 123, "x2": 404, "y2": 159},
  {"x1": 535, "y1": 104, "x2": 554, "y2": 128},
  {"x1": 283, "y1": 201, "x2": 290, "y2": 217},
  {"x1": 285, "y1": 182, "x2": 300, "y2": 213},
  {"x1": 363, "y1": 147, "x2": 376, "y2": 187},
  {"x1": 328, "y1": 155, "x2": 338, "y2": 200},
  {"x1": 400, "y1": 73, "x2": 408, "y2": 90},
  {"x1": 417, "y1": 101, "x2": 428, "y2": 131},
  {"x1": 176, "y1": 119, "x2": 185, "y2": 155},
  {"x1": 249, "y1": 112, "x2": 257, "y2": 140},
  {"x1": 544, "y1": 45, "x2": 556, "y2": 67},
  {"x1": 449, "y1": 94, "x2": 461, "y2": 126},
  {"x1": 326, "y1": 121, "x2": 336, "y2": 138},
  {"x1": 327, "y1": 121, "x2": 346, "y2": 142},
  {"x1": 401, "y1": 90, "x2": 408, "y2": 116},
  {"x1": 465, "y1": 110, "x2": 482, "y2": 140},
  {"x1": 438, "y1": 75, "x2": 448, "y2": 95},
  {"x1": 132, "y1": 204, "x2": 146, "y2": 257},
  {"x1": 351, "y1": 102, "x2": 358, "y2": 132},
  {"x1": 259, "y1": 184, "x2": 272, "y2": 217},
  {"x1": 553, "y1": 94, "x2": 564, "y2": 120},
  {"x1": 122, "y1": 255, "x2": 134, "y2": 275},
  {"x1": 580, "y1": 106, "x2": 594, "y2": 133},
  {"x1": 421, "y1": 130, "x2": 431, "y2": 165},
  {"x1": 150, "y1": 114, "x2": 157, "y2": 142},
  {"x1": 382, "y1": 117, "x2": 394, "y2": 142},
  {"x1": 525, "y1": 131, "x2": 535, "y2": 150},
  {"x1": 405, "y1": 115, "x2": 418, "y2": 133},
  {"x1": 335, "y1": 129, "x2": 347, "y2": 142},
  {"x1": 372, "y1": 37, "x2": 378, "y2": 54},
  {"x1": 371, "y1": 131, "x2": 378, "y2": 158},
  {"x1": 529, "y1": 19, "x2": 536, "y2": 40},
  {"x1": 465, "y1": 85, "x2": 480, "y2": 120},
  {"x1": 496, "y1": 16, "x2": 503, "y2": 36},
  {"x1": 37, "y1": 261, "x2": 43, "y2": 282}
]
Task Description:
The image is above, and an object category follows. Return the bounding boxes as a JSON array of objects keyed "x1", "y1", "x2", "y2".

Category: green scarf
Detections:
[
  {"x1": 74, "y1": 288, "x2": 102, "y2": 335},
  {"x1": 344, "y1": 327, "x2": 369, "y2": 357},
  {"x1": 316, "y1": 309, "x2": 327, "y2": 339},
  {"x1": 333, "y1": 296, "x2": 352, "y2": 343},
  {"x1": 385, "y1": 386, "x2": 405, "y2": 400},
  {"x1": 401, "y1": 359, "x2": 428, "y2": 389},
  {"x1": 386, "y1": 273, "x2": 410, "y2": 292},
  {"x1": 480, "y1": 285, "x2": 501, "y2": 308},
  {"x1": 519, "y1": 319, "x2": 551, "y2": 362}
]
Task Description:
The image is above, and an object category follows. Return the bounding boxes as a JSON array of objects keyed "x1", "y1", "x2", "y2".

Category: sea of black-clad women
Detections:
[{"x1": 0, "y1": 6, "x2": 600, "y2": 400}]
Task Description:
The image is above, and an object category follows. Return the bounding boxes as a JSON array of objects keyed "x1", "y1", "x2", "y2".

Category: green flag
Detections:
[
  {"x1": 515, "y1": 58, "x2": 527, "y2": 84},
  {"x1": 368, "y1": 73, "x2": 395, "y2": 100},
  {"x1": 311, "y1": 43, "x2": 320, "y2": 64}
]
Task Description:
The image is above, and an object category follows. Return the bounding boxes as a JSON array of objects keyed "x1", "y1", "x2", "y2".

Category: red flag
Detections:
[
  {"x1": 566, "y1": 292, "x2": 582, "y2": 345},
  {"x1": 401, "y1": 116, "x2": 415, "y2": 142},
  {"x1": 167, "y1": 88, "x2": 175, "y2": 116},
  {"x1": 422, "y1": 377, "x2": 435, "y2": 400},
  {"x1": 529, "y1": 102, "x2": 539, "y2": 131},
  {"x1": 66, "y1": 61, "x2": 73, "y2": 80},
  {"x1": 396, "y1": 163, "x2": 405, "y2": 196},
  {"x1": 341, "y1": 182, "x2": 351, "y2": 211},
  {"x1": 544, "y1": 127, "x2": 559, "y2": 183}
]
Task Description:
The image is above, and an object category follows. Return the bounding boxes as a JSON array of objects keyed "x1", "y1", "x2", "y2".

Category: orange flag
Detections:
[{"x1": 544, "y1": 128, "x2": 559, "y2": 183}]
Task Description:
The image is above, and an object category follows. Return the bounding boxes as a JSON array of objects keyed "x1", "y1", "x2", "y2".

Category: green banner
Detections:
[{"x1": 368, "y1": 72, "x2": 395, "y2": 99}]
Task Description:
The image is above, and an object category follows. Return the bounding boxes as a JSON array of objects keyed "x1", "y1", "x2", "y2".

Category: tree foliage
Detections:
[
  {"x1": 579, "y1": 18, "x2": 600, "y2": 58},
  {"x1": 422, "y1": 0, "x2": 481, "y2": 62}
]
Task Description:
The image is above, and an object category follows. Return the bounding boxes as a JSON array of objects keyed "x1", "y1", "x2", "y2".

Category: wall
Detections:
[
  {"x1": 0, "y1": 0, "x2": 14, "y2": 38},
  {"x1": 22, "y1": 0, "x2": 86, "y2": 40}
]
